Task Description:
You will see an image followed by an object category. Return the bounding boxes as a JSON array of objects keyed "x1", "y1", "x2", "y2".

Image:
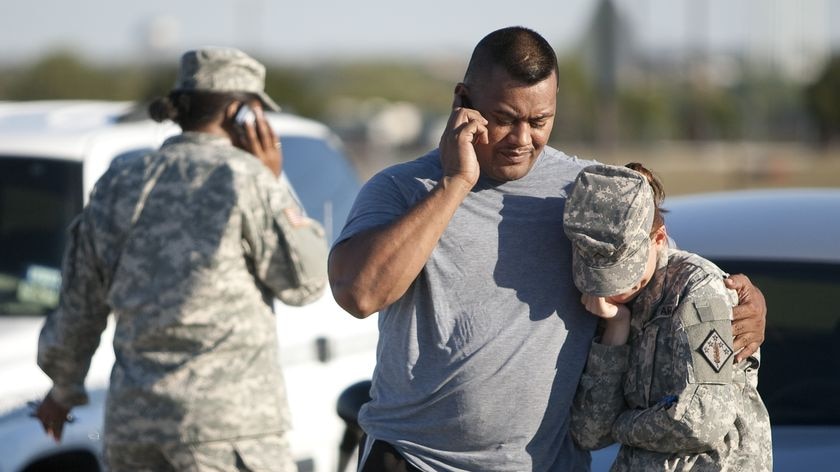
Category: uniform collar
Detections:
[
  {"x1": 629, "y1": 248, "x2": 670, "y2": 327},
  {"x1": 163, "y1": 131, "x2": 232, "y2": 148}
]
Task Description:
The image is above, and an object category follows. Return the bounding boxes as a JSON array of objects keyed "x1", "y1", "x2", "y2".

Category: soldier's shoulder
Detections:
[{"x1": 667, "y1": 249, "x2": 727, "y2": 289}]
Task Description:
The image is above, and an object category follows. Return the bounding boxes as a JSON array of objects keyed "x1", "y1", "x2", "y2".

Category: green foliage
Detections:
[
  {"x1": 0, "y1": 48, "x2": 825, "y2": 145},
  {"x1": 618, "y1": 88, "x2": 673, "y2": 141},
  {"x1": 553, "y1": 56, "x2": 598, "y2": 143},
  {"x1": 672, "y1": 84, "x2": 742, "y2": 141},
  {"x1": 3, "y1": 51, "x2": 148, "y2": 100},
  {"x1": 805, "y1": 56, "x2": 840, "y2": 144},
  {"x1": 135, "y1": 64, "x2": 178, "y2": 102},
  {"x1": 309, "y1": 61, "x2": 454, "y2": 113},
  {"x1": 264, "y1": 67, "x2": 326, "y2": 118}
]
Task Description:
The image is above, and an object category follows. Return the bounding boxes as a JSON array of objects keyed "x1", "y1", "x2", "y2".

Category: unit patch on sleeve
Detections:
[{"x1": 699, "y1": 329, "x2": 733, "y2": 373}]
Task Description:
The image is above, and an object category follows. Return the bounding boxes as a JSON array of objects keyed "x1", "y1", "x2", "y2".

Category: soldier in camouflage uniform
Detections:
[
  {"x1": 34, "y1": 47, "x2": 328, "y2": 471},
  {"x1": 564, "y1": 164, "x2": 772, "y2": 471}
]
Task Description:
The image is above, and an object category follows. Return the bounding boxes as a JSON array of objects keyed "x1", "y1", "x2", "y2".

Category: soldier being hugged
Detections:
[{"x1": 565, "y1": 163, "x2": 772, "y2": 471}]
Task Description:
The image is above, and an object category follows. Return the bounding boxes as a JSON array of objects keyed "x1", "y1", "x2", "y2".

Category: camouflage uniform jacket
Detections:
[
  {"x1": 571, "y1": 248, "x2": 772, "y2": 471},
  {"x1": 37, "y1": 132, "x2": 328, "y2": 444}
]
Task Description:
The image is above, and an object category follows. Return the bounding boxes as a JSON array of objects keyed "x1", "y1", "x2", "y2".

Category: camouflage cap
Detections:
[
  {"x1": 173, "y1": 47, "x2": 281, "y2": 111},
  {"x1": 563, "y1": 164, "x2": 655, "y2": 297}
]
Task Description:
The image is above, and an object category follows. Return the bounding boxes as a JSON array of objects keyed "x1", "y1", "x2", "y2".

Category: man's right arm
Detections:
[
  {"x1": 329, "y1": 102, "x2": 488, "y2": 318},
  {"x1": 329, "y1": 175, "x2": 472, "y2": 318}
]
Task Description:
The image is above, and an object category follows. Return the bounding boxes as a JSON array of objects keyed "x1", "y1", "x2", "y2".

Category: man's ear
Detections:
[{"x1": 453, "y1": 83, "x2": 469, "y2": 109}]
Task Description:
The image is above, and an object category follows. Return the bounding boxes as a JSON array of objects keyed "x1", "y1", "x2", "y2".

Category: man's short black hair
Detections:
[{"x1": 464, "y1": 26, "x2": 558, "y2": 88}]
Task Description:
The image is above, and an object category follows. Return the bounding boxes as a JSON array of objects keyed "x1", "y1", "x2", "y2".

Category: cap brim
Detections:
[
  {"x1": 258, "y1": 91, "x2": 281, "y2": 112},
  {"x1": 572, "y1": 239, "x2": 649, "y2": 297}
]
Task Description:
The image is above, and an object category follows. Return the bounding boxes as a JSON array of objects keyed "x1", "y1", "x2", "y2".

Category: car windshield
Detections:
[
  {"x1": 0, "y1": 156, "x2": 82, "y2": 316},
  {"x1": 713, "y1": 259, "x2": 840, "y2": 426}
]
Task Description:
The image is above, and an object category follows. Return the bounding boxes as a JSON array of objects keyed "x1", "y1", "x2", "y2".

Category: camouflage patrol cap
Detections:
[
  {"x1": 563, "y1": 164, "x2": 655, "y2": 297},
  {"x1": 173, "y1": 47, "x2": 281, "y2": 111}
]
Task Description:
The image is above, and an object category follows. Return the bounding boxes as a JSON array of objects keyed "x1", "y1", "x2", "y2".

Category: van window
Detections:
[
  {"x1": 280, "y1": 136, "x2": 360, "y2": 243},
  {"x1": 0, "y1": 156, "x2": 82, "y2": 316},
  {"x1": 713, "y1": 259, "x2": 840, "y2": 426}
]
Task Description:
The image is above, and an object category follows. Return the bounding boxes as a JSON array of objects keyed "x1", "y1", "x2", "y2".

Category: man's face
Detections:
[{"x1": 466, "y1": 66, "x2": 557, "y2": 182}]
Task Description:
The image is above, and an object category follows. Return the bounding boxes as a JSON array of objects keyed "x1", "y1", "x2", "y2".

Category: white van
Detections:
[{"x1": 0, "y1": 100, "x2": 377, "y2": 472}]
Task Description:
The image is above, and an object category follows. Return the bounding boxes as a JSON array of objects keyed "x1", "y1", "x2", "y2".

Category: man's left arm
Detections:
[{"x1": 725, "y1": 274, "x2": 766, "y2": 362}]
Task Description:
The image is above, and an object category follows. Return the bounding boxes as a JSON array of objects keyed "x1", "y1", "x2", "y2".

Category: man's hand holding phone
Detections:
[
  {"x1": 438, "y1": 88, "x2": 487, "y2": 191},
  {"x1": 232, "y1": 102, "x2": 283, "y2": 177}
]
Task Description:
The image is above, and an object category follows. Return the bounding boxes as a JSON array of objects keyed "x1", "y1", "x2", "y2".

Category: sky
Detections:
[{"x1": 2, "y1": 0, "x2": 839, "y2": 70}]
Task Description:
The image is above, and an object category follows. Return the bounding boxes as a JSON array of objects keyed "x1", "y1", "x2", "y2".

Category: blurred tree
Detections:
[
  {"x1": 675, "y1": 84, "x2": 741, "y2": 141},
  {"x1": 732, "y1": 63, "x2": 806, "y2": 142},
  {"x1": 805, "y1": 56, "x2": 840, "y2": 145},
  {"x1": 553, "y1": 56, "x2": 597, "y2": 144},
  {"x1": 264, "y1": 67, "x2": 324, "y2": 118},
  {"x1": 0, "y1": 47, "x2": 820, "y2": 147},
  {"x1": 4, "y1": 51, "x2": 145, "y2": 100},
  {"x1": 318, "y1": 62, "x2": 452, "y2": 113},
  {"x1": 135, "y1": 64, "x2": 177, "y2": 102},
  {"x1": 618, "y1": 88, "x2": 672, "y2": 141}
]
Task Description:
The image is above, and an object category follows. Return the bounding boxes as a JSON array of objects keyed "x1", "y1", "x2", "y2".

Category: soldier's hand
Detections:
[
  {"x1": 726, "y1": 273, "x2": 766, "y2": 362},
  {"x1": 438, "y1": 91, "x2": 487, "y2": 190},
  {"x1": 582, "y1": 294, "x2": 631, "y2": 345},
  {"x1": 232, "y1": 103, "x2": 283, "y2": 177},
  {"x1": 33, "y1": 394, "x2": 72, "y2": 442},
  {"x1": 581, "y1": 294, "x2": 626, "y2": 319}
]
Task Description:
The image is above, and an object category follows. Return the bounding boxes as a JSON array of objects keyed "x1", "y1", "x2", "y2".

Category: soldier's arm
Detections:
[
  {"x1": 248, "y1": 174, "x2": 328, "y2": 307},
  {"x1": 570, "y1": 341, "x2": 630, "y2": 450},
  {"x1": 611, "y1": 383, "x2": 738, "y2": 453},
  {"x1": 611, "y1": 289, "x2": 740, "y2": 453},
  {"x1": 37, "y1": 212, "x2": 111, "y2": 410}
]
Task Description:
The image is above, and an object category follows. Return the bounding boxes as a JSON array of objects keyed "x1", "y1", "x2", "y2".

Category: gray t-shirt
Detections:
[{"x1": 334, "y1": 147, "x2": 598, "y2": 471}]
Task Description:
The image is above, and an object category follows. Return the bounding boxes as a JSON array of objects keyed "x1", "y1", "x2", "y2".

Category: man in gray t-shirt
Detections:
[{"x1": 329, "y1": 27, "x2": 767, "y2": 472}]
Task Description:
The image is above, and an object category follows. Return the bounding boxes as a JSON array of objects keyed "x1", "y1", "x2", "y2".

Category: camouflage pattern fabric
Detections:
[
  {"x1": 105, "y1": 432, "x2": 296, "y2": 472},
  {"x1": 571, "y1": 249, "x2": 772, "y2": 471},
  {"x1": 37, "y1": 131, "x2": 327, "y2": 447},
  {"x1": 563, "y1": 164, "x2": 655, "y2": 297},
  {"x1": 174, "y1": 47, "x2": 281, "y2": 112}
]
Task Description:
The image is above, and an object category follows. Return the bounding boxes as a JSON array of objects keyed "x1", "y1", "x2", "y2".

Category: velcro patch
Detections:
[{"x1": 699, "y1": 329, "x2": 733, "y2": 373}]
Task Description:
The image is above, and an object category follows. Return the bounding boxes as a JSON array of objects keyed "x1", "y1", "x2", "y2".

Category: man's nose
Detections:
[{"x1": 508, "y1": 122, "x2": 532, "y2": 147}]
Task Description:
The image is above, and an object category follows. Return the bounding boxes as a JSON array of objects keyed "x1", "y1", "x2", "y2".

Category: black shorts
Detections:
[{"x1": 359, "y1": 436, "x2": 421, "y2": 472}]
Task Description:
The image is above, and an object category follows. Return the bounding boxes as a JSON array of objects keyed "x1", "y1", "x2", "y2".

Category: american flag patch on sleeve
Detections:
[{"x1": 283, "y1": 206, "x2": 309, "y2": 228}]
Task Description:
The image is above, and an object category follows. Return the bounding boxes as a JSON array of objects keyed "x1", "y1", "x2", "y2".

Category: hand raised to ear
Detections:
[{"x1": 228, "y1": 103, "x2": 282, "y2": 177}]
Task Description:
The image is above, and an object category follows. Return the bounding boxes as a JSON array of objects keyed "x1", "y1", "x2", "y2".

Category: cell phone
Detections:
[
  {"x1": 234, "y1": 104, "x2": 256, "y2": 128},
  {"x1": 459, "y1": 93, "x2": 473, "y2": 109}
]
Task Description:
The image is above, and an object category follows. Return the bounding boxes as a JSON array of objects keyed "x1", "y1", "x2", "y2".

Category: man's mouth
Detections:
[{"x1": 498, "y1": 148, "x2": 532, "y2": 164}]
